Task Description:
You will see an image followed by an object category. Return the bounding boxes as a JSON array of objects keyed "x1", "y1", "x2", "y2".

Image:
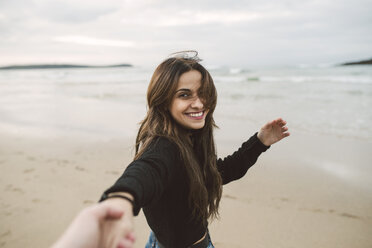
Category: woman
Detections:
[{"x1": 99, "y1": 52, "x2": 290, "y2": 248}]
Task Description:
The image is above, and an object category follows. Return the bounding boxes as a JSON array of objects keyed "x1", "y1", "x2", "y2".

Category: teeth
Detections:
[{"x1": 189, "y1": 112, "x2": 203, "y2": 117}]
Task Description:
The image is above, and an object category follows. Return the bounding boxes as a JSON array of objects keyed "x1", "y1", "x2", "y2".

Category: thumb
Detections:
[{"x1": 94, "y1": 203, "x2": 124, "y2": 221}]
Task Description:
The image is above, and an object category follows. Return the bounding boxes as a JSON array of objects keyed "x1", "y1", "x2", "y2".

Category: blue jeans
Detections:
[{"x1": 145, "y1": 231, "x2": 215, "y2": 248}]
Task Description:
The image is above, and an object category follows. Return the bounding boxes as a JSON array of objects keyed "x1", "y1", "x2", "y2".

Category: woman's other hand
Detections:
[{"x1": 257, "y1": 118, "x2": 290, "y2": 146}]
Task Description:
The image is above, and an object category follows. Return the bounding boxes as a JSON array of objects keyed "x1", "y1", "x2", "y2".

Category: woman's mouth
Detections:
[{"x1": 185, "y1": 111, "x2": 204, "y2": 120}]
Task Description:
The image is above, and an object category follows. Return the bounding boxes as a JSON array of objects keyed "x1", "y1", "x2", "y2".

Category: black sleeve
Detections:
[
  {"x1": 99, "y1": 137, "x2": 179, "y2": 216},
  {"x1": 217, "y1": 132, "x2": 270, "y2": 185}
]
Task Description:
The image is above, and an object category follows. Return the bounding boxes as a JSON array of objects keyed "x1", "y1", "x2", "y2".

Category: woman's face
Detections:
[{"x1": 169, "y1": 70, "x2": 209, "y2": 130}]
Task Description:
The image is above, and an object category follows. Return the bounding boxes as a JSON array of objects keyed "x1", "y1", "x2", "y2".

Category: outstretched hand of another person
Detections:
[
  {"x1": 99, "y1": 197, "x2": 136, "y2": 248},
  {"x1": 52, "y1": 201, "x2": 135, "y2": 248},
  {"x1": 257, "y1": 118, "x2": 290, "y2": 146}
]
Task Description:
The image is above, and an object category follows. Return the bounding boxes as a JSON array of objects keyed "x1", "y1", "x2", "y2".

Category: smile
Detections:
[{"x1": 185, "y1": 111, "x2": 205, "y2": 119}]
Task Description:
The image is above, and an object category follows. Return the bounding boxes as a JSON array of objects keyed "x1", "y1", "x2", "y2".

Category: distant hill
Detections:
[
  {"x1": 0, "y1": 63, "x2": 132, "y2": 70},
  {"x1": 341, "y1": 58, "x2": 372, "y2": 66}
]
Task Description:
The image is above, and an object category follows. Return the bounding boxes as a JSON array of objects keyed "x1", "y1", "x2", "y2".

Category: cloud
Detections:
[
  {"x1": 120, "y1": 9, "x2": 293, "y2": 27},
  {"x1": 0, "y1": 0, "x2": 120, "y2": 24},
  {"x1": 54, "y1": 36, "x2": 134, "y2": 47},
  {"x1": 36, "y1": 0, "x2": 118, "y2": 23},
  {"x1": 0, "y1": 0, "x2": 371, "y2": 66}
]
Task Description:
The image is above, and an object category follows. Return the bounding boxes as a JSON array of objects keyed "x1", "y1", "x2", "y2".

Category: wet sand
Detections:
[{"x1": 1, "y1": 128, "x2": 372, "y2": 248}]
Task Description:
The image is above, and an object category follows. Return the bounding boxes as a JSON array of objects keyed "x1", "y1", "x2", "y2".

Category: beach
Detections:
[
  {"x1": 1, "y1": 127, "x2": 371, "y2": 248},
  {"x1": 1, "y1": 66, "x2": 372, "y2": 247}
]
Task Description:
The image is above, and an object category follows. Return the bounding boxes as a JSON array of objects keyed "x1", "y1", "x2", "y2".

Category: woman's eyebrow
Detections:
[{"x1": 175, "y1": 88, "x2": 192, "y2": 93}]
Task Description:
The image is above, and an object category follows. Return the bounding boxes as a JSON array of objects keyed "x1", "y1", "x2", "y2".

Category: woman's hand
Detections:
[{"x1": 257, "y1": 118, "x2": 290, "y2": 146}]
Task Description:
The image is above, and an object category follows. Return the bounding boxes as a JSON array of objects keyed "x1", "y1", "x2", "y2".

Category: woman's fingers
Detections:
[
  {"x1": 268, "y1": 118, "x2": 286, "y2": 129},
  {"x1": 276, "y1": 118, "x2": 286, "y2": 126}
]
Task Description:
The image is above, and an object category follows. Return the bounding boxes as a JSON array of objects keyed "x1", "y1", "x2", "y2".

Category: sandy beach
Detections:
[{"x1": 1, "y1": 126, "x2": 371, "y2": 248}]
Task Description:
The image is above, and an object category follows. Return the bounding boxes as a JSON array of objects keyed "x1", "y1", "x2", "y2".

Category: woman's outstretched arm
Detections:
[
  {"x1": 217, "y1": 118, "x2": 289, "y2": 185},
  {"x1": 96, "y1": 137, "x2": 180, "y2": 247}
]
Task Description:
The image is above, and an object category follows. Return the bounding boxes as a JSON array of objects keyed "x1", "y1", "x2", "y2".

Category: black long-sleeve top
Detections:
[{"x1": 101, "y1": 133, "x2": 269, "y2": 248}]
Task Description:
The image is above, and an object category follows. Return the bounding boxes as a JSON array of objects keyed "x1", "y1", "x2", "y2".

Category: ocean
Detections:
[{"x1": 0, "y1": 65, "x2": 371, "y2": 141}]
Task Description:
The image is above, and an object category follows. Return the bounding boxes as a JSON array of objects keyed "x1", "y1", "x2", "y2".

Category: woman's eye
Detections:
[{"x1": 179, "y1": 93, "x2": 190, "y2": 98}]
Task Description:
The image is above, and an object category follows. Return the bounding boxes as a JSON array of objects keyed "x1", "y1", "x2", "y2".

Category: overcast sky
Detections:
[{"x1": 1, "y1": 0, "x2": 371, "y2": 67}]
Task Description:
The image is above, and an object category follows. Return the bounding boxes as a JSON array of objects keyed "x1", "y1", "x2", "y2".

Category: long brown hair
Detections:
[{"x1": 135, "y1": 53, "x2": 222, "y2": 220}]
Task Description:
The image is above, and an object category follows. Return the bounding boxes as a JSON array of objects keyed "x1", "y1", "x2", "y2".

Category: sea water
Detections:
[{"x1": 0, "y1": 65, "x2": 371, "y2": 140}]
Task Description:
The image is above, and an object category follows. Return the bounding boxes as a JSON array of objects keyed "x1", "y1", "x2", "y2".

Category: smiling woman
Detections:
[{"x1": 98, "y1": 51, "x2": 290, "y2": 248}]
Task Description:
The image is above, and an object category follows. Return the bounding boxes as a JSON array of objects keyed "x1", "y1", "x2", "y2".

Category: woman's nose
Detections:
[{"x1": 191, "y1": 96, "x2": 204, "y2": 109}]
